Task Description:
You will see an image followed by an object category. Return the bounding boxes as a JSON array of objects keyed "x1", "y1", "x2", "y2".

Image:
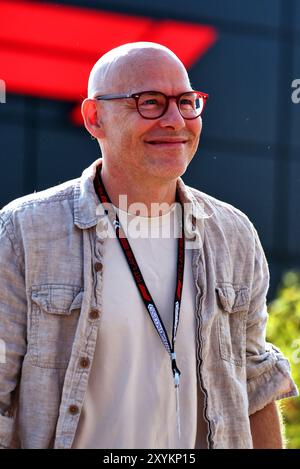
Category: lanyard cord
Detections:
[{"x1": 94, "y1": 167, "x2": 185, "y2": 390}]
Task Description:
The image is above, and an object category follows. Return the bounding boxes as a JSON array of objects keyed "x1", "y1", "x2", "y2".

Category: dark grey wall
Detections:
[{"x1": 1, "y1": 0, "x2": 299, "y2": 297}]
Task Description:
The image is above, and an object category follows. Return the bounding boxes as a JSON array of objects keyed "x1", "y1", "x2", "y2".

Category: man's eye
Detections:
[
  {"x1": 142, "y1": 99, "x2": 158, "y2": 106},
  {"x1": 180, "y1": 99, "x2": 193, "y2": 106}
]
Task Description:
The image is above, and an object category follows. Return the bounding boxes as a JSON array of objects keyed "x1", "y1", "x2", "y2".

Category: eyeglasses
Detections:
[{"x1": 94, "y1": 90, "x2": 209, "y2": 120}]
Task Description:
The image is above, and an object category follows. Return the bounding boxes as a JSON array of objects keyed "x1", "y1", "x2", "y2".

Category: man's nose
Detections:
[{"x1": 159, "y1": 99, "x2": 185, "y2": 130}]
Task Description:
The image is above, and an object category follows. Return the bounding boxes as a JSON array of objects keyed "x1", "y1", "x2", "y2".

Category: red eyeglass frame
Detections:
[{"x1": 95, "y1": 90, "x2": 209, "y2": 119}]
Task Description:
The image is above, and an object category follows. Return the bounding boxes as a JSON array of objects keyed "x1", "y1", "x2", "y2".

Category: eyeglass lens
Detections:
[{"x1": 137, "y1": 92, "x2": 204, "y2": 119}]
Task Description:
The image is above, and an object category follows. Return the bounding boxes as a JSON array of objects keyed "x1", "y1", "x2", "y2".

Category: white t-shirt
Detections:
[{"x1": 72, "y1": 205, "x2": 200, "y2": 449}]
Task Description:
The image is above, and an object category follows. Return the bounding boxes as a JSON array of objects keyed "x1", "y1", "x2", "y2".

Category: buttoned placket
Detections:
[
  {"x1": 54, "y1": 227, "x2": 104, "y2": 449},
  {"x1": 185, "y1": 201, "x2": 213, "y2": 449}
]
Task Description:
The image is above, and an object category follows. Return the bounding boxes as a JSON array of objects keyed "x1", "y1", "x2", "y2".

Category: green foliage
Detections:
[{"x1": 267, "y1": 271, "x2": 300, "y2": 449}]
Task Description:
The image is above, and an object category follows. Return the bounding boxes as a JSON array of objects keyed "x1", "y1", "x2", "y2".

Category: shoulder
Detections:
[
  {"x1": 0, "y1": 178, "x2": 80, "y2": 234},
  {"x1": 0, "y1": 178, "x2": 79, "y2": 219},
  {"x1": 186, "y1": 186, "x2": 268, "y2": 284},
  {"x1": 188, "y1": 187, "x2": 258, "y2": 253},
  {"x1": 187, "y1": 186, "x2": 253, "y2": 231}
]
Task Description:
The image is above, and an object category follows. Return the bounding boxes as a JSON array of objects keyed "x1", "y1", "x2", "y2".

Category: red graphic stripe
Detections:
[
  {"x1": 0, "y1": 47, "x2": 90, "y2": 101},
  {"x1": 0, "y1": 1, "x2": 152, "y2": 55},
  {"x1": 0, "y1": 0, "x2": 217, "y2": 125}
]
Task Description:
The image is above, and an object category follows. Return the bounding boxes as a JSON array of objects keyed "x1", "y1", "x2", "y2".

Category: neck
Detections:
[{"x1": 100, "y1": 161, "x2": 177, "y2": 217}]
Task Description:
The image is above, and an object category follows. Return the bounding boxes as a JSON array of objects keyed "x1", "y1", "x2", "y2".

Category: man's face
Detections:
[{"x1": 97, "y1": 52, "x2": 202, "y2": 183}]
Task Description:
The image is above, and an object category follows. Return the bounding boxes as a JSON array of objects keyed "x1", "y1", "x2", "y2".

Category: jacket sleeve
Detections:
[
  {"x1": 0, "y1": 214, "x2": 27, "y2": 448},
  {"x1": 246, "y1": 227, "x2": 299, "y2": 415}
]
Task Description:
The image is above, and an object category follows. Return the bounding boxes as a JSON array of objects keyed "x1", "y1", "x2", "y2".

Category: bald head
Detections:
[{"x1": 87, "y1": 42, "x2": 190, "y2": 98}]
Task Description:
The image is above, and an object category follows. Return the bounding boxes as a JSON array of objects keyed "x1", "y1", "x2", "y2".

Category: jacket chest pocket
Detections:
[
  {"x1": 29, "y1": 285, "x2": 83, "y2": 369},
  {"x1": 216, "y1": 283, "x2": 249, "y2": 367}
]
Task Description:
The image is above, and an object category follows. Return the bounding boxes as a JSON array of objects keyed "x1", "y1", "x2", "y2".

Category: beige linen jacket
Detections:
[{"x1": 0, "y1": 159, "x2": 298, "y2": 448}]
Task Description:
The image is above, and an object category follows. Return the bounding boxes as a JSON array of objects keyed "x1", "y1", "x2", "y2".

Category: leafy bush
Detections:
[{"x1": 267, "y1": 271, "x2": 300, "y2": 449}]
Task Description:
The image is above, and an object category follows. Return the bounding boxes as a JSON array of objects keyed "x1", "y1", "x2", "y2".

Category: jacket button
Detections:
[
  {"x1": 95, "y1": 262, "x2": 103, "y2": 272},
  {"x1": 79, "y1": 357, "x2": 90, "y2": 369},
  {"x1": 89, "y1": 309, "x2": 100, "y2": 320},
  {"x1": 69, "y1": 405, "x2": 79, "y2": 415}
]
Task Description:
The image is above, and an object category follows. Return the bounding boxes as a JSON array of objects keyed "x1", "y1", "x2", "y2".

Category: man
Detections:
[{"x1": 0, "y1": 42, "x2": 298, "y2": 449}]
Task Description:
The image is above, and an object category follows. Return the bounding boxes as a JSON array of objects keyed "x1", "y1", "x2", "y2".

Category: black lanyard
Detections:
[{"x1": 94, "y1": 167, "x2": 185, "y2": 389}]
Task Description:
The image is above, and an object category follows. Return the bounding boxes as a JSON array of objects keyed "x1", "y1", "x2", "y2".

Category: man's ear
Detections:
[{"x1": 81, "y1": 98, "x2": 105, "y2": 139}]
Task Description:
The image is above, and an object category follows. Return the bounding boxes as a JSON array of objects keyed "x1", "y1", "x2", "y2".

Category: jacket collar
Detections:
[
  {"x1": 73, "y1": 158, "x2": 103, "y2": 229},
  {"x1": 176, "y1": 177, "x2": 211, "y2": 221}
]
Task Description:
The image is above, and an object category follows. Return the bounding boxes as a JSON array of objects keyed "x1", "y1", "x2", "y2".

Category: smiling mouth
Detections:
[{"x1": 145, "y1": 140, "x2": 187, "y2": 145}]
